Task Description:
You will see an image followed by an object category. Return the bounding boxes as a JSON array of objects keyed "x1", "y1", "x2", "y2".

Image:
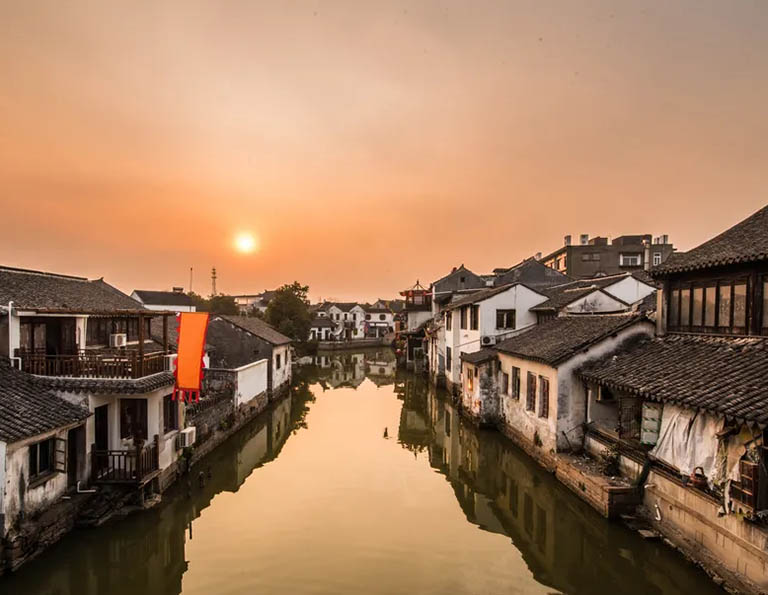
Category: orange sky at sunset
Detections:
[{"x1": 1, "y1": 1, "x2": 766, "y2": 302}]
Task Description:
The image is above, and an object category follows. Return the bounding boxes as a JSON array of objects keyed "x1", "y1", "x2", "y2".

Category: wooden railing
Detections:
[
  {"x1": 91, "y1": 439, "x2": 160, "y2": 484},
  {"x1": 14, "y1": 349, "x2": 167, "y2": 379}
]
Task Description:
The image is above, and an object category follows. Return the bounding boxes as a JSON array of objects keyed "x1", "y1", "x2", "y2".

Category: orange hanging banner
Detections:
[{"x1": 173, "y1": 312, "x2": 209, "y2": 402}]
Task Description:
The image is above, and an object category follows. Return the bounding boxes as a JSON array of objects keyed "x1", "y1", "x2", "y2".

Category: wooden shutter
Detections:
[
  {"x1": 54, "y1": 437, "x2": 67, "y2": 473},
  {"x1": 640, "y1": 402, "x2": 663, "y2": 445}
]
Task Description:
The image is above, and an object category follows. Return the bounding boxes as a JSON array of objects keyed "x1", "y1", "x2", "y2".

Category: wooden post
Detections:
[{"x1": 137, "y1": 313, "x2": 145, "y2": 378}]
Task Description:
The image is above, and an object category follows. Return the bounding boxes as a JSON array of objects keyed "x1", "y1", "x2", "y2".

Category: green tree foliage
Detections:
[
  {"x1": 265, "y1": 282, "x2": 311, "y2": 342},
  {"x1": 186, "y1": 292, "x2": 239, "y2": 315}
]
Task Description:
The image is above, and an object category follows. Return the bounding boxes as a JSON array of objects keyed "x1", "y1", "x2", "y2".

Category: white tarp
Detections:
[{"x1": 649, "y1": 404, "x2": 722, "y2": 483}]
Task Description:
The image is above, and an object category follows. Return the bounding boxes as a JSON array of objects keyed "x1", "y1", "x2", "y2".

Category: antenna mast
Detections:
[{"x1": 211, "y1": 267, "x2": 217, "y2": 296}]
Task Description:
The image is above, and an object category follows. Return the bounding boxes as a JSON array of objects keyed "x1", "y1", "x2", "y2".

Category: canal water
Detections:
[{"x1": 3, "y1": 349, "x2": 723, "y2": 595}]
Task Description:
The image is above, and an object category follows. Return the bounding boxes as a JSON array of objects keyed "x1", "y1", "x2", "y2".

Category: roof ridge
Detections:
[{"x1": 0, "y1": 265, "x2": 88, "y2": 282}]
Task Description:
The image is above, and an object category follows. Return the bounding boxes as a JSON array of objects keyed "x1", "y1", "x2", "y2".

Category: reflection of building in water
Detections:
[
  {"x1": 402, "y1": 389, "x2": 718, "y2": 595},
  {"x1": 307, "y1": 349, "x2": 397, "y2": 390},
  {"x1": 0, "y1": 392, "x2": 302, "y2": 595},
  {"x1": 364, "y1": 349, "x2": 397, "y2": 386}
]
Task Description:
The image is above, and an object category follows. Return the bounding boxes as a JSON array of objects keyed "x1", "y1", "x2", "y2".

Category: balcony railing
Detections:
[
  {"x1": 14, "y1": 349, "x2": 168, "y2": 379},
  {"x1": 91, "y1": 440, "x2": 160, "y2": 485}
]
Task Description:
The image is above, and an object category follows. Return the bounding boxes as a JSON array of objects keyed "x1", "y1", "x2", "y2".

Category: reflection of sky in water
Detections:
[{"x1": 1, "y1": 352, "x2": 722, "y2": 595}]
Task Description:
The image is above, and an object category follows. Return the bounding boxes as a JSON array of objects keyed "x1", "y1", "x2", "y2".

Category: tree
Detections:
[
  {"x1": 186, "y1": 292, "x2": 239, "y2": 315},
  {"x1": 265, "y1": 282, "x2": 311, "y2": 342}
]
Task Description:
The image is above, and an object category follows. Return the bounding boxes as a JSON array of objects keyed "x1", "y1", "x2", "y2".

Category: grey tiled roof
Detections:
[
  {"x1": 579, "y1": 334, "x2": 768, "y2": 424},
  {"x1": 33, "y1": 371, "x2": 175, "y2": 395},
  {"x1": 444, "y1": 284, "x2": 521, "y2": 311},
  {"x1": 218, "y1": 315, "x2": 292, "y2": 345},
  {"x1": 651, "y1": 205, "x2": 768, "y2": 276},
  {"x1": 460, "y1": 349, "x2": 497, "y2": 364},
  {"x1": 0, "y1": 265, "x2": 146, "y2": 312},
  {"x1": 494, "y1": 314, "x2": 650, "y2": 365},
  {"x1": 133, "y1": 290, "x2": 195, "y2": 307},
  {"x1": 0, "y1": 360, "x2": 91, "y2": 442},
  {"x1": 311, "y1": 317, "x2": 335, "y2": 328}
]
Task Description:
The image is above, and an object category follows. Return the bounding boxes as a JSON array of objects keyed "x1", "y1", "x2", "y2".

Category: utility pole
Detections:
[
  {"x1": 211, "y1": 267, "x2": 217, "y2": 296},
  {"x1": 189, "y1": 267, "x2": 193, "y2": 293}
]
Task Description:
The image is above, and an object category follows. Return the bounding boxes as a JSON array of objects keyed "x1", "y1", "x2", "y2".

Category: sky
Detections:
[{"x1": 0, "y1": 1, "x2": 766, "y2": 302}]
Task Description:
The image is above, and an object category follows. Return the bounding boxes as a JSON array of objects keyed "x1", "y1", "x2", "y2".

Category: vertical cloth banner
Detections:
[{"x1": 173, "y1": 312, "x2": 209, "y2": 402}]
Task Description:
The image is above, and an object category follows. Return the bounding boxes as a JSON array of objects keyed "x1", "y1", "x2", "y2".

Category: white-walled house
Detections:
[
  {"x1": 441, "y1": 284, "x2": 549, "y2": 393},
  {"x1": 0, "y1": 360, "x2": 92, "y2": 571},
  {"x1": 208, "y1": 315, "x2": 292, "y2": 398},
  {"x1": 131, "y1": 289, "x2": 196, "y2": 312},
  {"x1": 529, "y1": 273, "x2": 657, "y2": 322},
  {"x1": 321, "y1": 303, "x2": 367, "y2": 340},
  {"x1": 309, "y1": 317, "x2": 335, "y2": 341},
  {"x1": 363, "y1": 307, "x2": 394, "y2": 337},
  {"x1": 459, "y1": 315, "x2": 654, "y2": 458}
]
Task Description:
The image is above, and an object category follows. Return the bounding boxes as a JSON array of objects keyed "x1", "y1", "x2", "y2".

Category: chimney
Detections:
[
  {"x1": 534, "y1": 252, "x2": 542, "y2": 261},
  {"x1": 564, "y1": 234, "x2": 572, "y2": 246},
  {"x1": 643, "y1": 239, "x2": 651, "y2": 271},
  {"x1": 661, "y1": 234, "x2": 669, "y2": 245},
  {"x1": 580, "y1": 234, "x2": 589, "y2": 245}
]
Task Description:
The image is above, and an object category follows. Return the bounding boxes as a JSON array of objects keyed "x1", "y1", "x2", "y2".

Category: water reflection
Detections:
[
  {"x1": 0, "y1": 382, "x2": 312, "y2": 595},
  {"x1": 1, "y1": 350, "x2": 720, "y2": 595},
  {"x1": 395, "y1": 372, "x2": 720, "y2": 595}
]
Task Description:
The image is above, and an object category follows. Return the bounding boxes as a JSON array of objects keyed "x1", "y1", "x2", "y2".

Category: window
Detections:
[
  {"x1": 379, "y1": 314, "x2": 386, "y2": 321},
  {"x1": 470, "y1": 305, "x2": 479, "y2": 330},
  {"x1": 511, "y1": 367, "x2": 521, "y2": 399},
  {"x1": 705, "y1": 285, "x2": 717, "y2": 327},
  {"x1": 29, "y1": 437, "x2": 55, "y2": 480},
  {"x1": 276, "y1": 354, "x2": 282, "y2": 369},
  {"x1": 120, "y1": 399, "x2": 148, "y2": 441},
  {"x1": 620, "y1": 253, "x2": 642, "y2": 267},
  {"x1": 680, "y1": 288, "x2": 691, "y2": 326},
  {"x1": 692, "y1": 287, "x2": 704, "y2": 327},
  {"x1": 581, "y1": 253, "x2": 600, "y2": 262},
  {"x1": 669, "y1": 289, "x2": 680, "y2": 327},
  {"x1": 526, "y1": 372, "x2": 536, "y2": 411},
  {"x1": 653, "y1": 252, "x2": 662, "y2": 266},
  {"x1": 467, "y1": 366, "x2": 474, "y2": 391},
  {"x1": 460, "y1": 307, "x2": 468, "y2": 330},
  {"x1": 445, "y1": 311, "x2": 452, "y2": 331},
  {"x1": 763, "y1": 279, "x2": 768, "y2": 331},
  {"x1": 366, "y1": 314, "x2": 371, "y2": 320},
  {"x1": 733, "y1": 283, "x2": 747, "y2": 329},
  {"x1": 501, "y1": 372, "x2": 509, "y2": 395},
  {"x1": 163, "y1": 394, "x2": 179, "y2": 434},
  {"x1": 446, "y1": 346, "x2": 452, "y2": 370},
  {"x1": 538, "y1": 377, "x2": 549, "y2": 418},
  {"x1": 496, "y1": 309, "x2": 516, "y2": 330},
  {"x1": 719, "y1": 284, "x2": 731, "y2": 328}
]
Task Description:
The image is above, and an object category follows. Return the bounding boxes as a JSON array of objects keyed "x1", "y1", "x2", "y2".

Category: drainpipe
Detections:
[{"x1": 7, "y1": 301, "x2": 20, "y2": 368}]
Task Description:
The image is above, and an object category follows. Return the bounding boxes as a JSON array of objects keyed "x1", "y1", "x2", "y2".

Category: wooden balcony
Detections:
[
  {"x1": 91, "y1": 440, "x2": 160, "y2": 485},
  {"x1": 15, "y1": 349, "x2": 168, "y2": 379}
]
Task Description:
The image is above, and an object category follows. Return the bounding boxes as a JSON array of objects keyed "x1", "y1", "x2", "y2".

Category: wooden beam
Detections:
[{"x1": 138, "y1": 313, "x2": 144, "y2": 378}]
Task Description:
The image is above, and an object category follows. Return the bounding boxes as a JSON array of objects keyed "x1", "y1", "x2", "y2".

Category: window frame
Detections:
[
  {"x1": 538, "y1": 376, "x2": 549, "y2": 418},
  {"x1": 496, "y1": 309, "x2": 516, "y2": 330},
  {"x1": 526, "y1": 371, "x2": 536, "y2": 412},
  {"x1": 470, "y1": 305, "x2": 479, "y2": 331},
  {"x1": 511, "y1": 367, "x2": 521, "y2": 400},
  {"x1": 28, "y1": 437, "x2": 56, "y2": 481},
  {"x1": 163, "y1": 394, "x2": 179, "y2": 434}
]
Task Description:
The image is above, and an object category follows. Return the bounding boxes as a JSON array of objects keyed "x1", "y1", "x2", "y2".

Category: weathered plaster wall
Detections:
[
  {"x1": 562, "y1": 291, "x2": 626, "y2": 314},
  {"x1": 603, "y1": 276, "x2": 656, "y2": 305},
  {"x1": 272, "y1": 345, "x2": 291, "y2": 393},
  {"x1": 2, "y1": 427, "x2": 73, "y2": 533}
]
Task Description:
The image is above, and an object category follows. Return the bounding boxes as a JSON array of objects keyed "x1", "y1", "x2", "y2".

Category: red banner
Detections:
[{"x1": 173, "y1": 312, "x2": 209, "y2": 402}]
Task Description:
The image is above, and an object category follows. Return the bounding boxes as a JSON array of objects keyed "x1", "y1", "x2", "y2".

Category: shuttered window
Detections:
[
  {"x1": 526, "y1": 372, "x2": 536, "y2": 411},
  {"x1": 538, "y1": 376, "x2": 549, "y2": 418}
]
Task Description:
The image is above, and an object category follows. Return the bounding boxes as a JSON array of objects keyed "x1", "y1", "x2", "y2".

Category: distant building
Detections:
[
  {"x1": 232, "y1": 290, "x2": 277, "y2": 315},
  {"x1": 131, "y1": 288, "x2": 196, "y2": 312},
  {"x1": 540, "y1": 234, "x2": 675, "y2": 279}
]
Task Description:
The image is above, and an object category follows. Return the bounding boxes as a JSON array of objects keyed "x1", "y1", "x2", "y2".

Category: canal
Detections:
[{"x1": 3, "y1": 349, "x2": 723, "y2": 595}]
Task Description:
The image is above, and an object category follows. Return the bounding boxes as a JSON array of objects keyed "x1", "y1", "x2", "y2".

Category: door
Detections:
[
  {"x1": 67, "y1": 427, "x2": 82, "y2": 487},
  {"x1": 94, "y1": 404, "x2": 109, "y2": 450}
]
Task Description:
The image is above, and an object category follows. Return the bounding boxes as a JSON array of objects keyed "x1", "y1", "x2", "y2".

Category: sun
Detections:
[{"x1": 234, "y1": 232, "x2": 258, "y2": 254}]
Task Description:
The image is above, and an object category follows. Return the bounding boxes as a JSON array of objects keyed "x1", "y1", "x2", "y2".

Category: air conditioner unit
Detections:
[
  {"x1": 110, "y1": 333, "x2": 127, "y2": 348},
  {"x1": 177, "y1": 426, "x2": 197, "y2": 449},
  {"x1": 480, "y1": 335, "x2": 497, "y2": 346}
]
